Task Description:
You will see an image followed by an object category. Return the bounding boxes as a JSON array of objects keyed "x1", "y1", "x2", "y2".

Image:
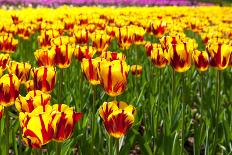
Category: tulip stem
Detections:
[
  {"x1": 92, "y1": 85, "x2": 97, "y2": 152},
  {"x1": 58, "y1": 69, "x2": 64, "y2": 104},
  {"x1": 170, "y1": 69, "x2": 175, "y2": 118},
  {"x1": 115, "y1": 138, "x2": 120, "y2": 155},
  {"x1": 56, "y1": 142, "x2": 62, "y2": 155},
  {"x1": 5, "y1": 107, "x2": 10, "y2": 155},
  {"x1": 213, "y1": 70, "x2": 221, "y2": 154},
  {"x1": 109, "y1": 136, "x2": 113, "y2": 155},
  {"x1": 181, "y1": 73, "x2": 186, "y2": 155}
]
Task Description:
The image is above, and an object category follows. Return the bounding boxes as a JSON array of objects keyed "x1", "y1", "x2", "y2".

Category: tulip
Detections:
[
  {"x1": 91, "y1": 31, "x2": 110, "y2": 53},
  {"x1": 131, "y1": 65, "x2": 143, "y2": 77},
  {"x1": 0, "y1": 53, "x2": 10, "y2": 70},
  {"x1": 192, "y1": 50, "x2": 209, "y2": 72},
  {"x1": 73, "y1": 29, "x2": 89, "y2": 45},
  {"x1": 50, "y1": 36, "x2": 75, "y2": 47},
  {"x1": 99, "y1": 101, "x2": 136, "y2": 138},
  {"x1": 98, "y1": 60, "x2": 130, "y2": 97},
  {"x1": 147, "y1": 21, "x2": 167, "y2": 38},
  {"x1": 15, "y1": 90, "x2": 51, "y2": 113},
  {"x1": 34, "y1": 48, "x2": 56, "y2": 66},
  {"x1": 81, "y1": 58, "x2": 102, "y2": 85},
  {"x1": 0, "y1": 33, "x2": 18, "y2": 53},
  {"x1": 51, "y1": 104, "x2": 82, "y2": 142},
  {"x1": 115, "y1": 27, "x2": 134, "y2": 50},
  {"x1": 19, "y1": 105, "x2": 54, "y2": 148},
  {"x1": 100, "y1": 51, "x2": 126, "y2": 61},
  {"x1": 150, "y1": 47, "x2": 170, "y2": 68},
  {"x1": 8, "y1": 61, "x2": 32, "y2": 83},
  {"x1": 38, "y1": 29, "x2": 61, "y2": 48},
  {"x1": 52, "y1": 44, "x2": 75, "y2": 68},
  {"x1": 0, "y1": 105, "x2": 3, "y2": 120},
  {"x1": 168, "y1": 38, "x2": 194, "y2": 72},
  {"x1": 73, "y1": 45, "x2": 96, "y2": 62},
  {"x1": 206, "y1": 42, "x2": 231, "y2": 70},
  {"x1": 32, "y1": 66, "x2": 56, "y2": 93},
  {"x1": 0, "y1": 74, "x2": 20, "y2": 106}
]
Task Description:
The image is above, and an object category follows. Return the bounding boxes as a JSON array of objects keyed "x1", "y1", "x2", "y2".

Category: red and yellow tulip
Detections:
[
  {"x1": 99, "y1": 101, "x2": 136, "y2": 138},
  {"x1": 131, "y1": 65, "x2": 143, "y2": 77},
  {"x1": 192, "y1": 50, "x2": 209, "y2": 72},
  {"x1": 34, "y1": 48, "x2": 56, "y2": 67},
  {"x1": 0, "y1": 74, "x2": 20, "y2": 106}
]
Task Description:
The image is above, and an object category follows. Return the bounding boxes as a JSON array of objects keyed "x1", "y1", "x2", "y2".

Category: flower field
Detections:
[{"x1": 0, "y1": 5, "x2": 231, "y2": 155}]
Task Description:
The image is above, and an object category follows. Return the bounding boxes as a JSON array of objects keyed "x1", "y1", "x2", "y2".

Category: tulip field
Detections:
[{"x1": 0, "y1": 3, "x2": 232, "y2": 155}]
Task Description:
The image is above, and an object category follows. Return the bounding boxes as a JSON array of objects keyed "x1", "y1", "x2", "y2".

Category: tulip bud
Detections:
[
  {"x1": 32, "y1": 66, "x2": 56, "y2": 93},
  {"x1": 100, "y1": 51, "x2": 126, "y2": 61},
  {"x1": 0, "y1": 53, "x2": 10, "y2": 70},
  {"x1": 0, "y1": 74, "x2": 20, "y2": 106},
  {"x1": 151, "y1": 47, "x2": 169, "y2": 68},
  {"x1": 98, "y1": 60, "x2": 130, "y2": 97}
]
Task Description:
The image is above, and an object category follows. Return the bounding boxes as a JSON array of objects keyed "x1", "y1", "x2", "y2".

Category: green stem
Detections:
[
  {"x1": 56, "y1": 142, "x2": 62, "y2": 155},
  {"x1": 19, "y1": 128, "x2": 22, "y2": 155},
  {"x1": 58, "y1": 69, "x2": 64, "y2": 104},
  {"x1": 92, "y1": 85, "x2": 96, "y2": 153},
  {"x1": 115, "y1": 138, "x2": 120, "y2": 155},
  {"x1": 170, "y1": 69, "x2": 175, "y2": 119},
  {"x1": 109, "y1": 136, "x2": 113, "y2": 155},
  {"x1": 213, "y1": 70, "x2": 221, "y2": 154},
  {"x1": 181, "y1": 73, "x2": 186, "y2": 155},
  {"x1": 5, "y1": 107, "x2": 10, "y2": 155}
]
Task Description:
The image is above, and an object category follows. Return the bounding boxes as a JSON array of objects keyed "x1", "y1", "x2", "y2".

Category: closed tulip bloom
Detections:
[
  {"x1": 0, "y1": 53, "x2": 10, "y2": 70},
  {"x1": 98, "y1": 60, "x2": 130, "y2": 97},
  {"x1": 8, "y1": 61, "x2": 32, "y2": 83},
  {"x1": 131, "y1": 65, "x2": 142, "y2": 77},
  {"x1": 19, "y1": 105, "x2": 54, "y2": 148},
  {"x1": 169, "y1": 39, "x2": 193, "y2": 72},
  {"x1": 32, "y1": 66, "x2": 56, "y2": 93},
  {"x1": 151, "y1": 47, "x2": 170, "y2": 68},
  {"x1": 0, "y1": 74, "x2": 20, "y2": 106},
  {"x1": 73, "y1": 45, "x2": 96, "y2": 62},
  {"x1": 81, "y1": 58, "x2": 102, "y2": 85},
  {"x1": 34, "y1": 48, "x2": 56, "y2": 67},
  {"x1": 100, "y1": 51, "x2": 126, "y2": 61},
  {"x1": 206, "y1": 42, "x2": 231, "y2": 70},
  {"x1": 192, "y1": 50, "x2": 209, "y2": 72},
  {"x1": 52, "y1": 44, "x2": 75, "y2": 68},
  {"x1": 38, "y1": 29, "x2": 61, "y2": 48},
  {"x1": 99, "y1": 101, "x2": 136, "y2": 138},
  {"x1": 0, "y1": 105, "x2": 3, "y2": 120},
  {"x1": 51, "y1": 104, "x2": 82, "y2": 142},
  {"x1": 15, "y1": 90, "x2": 51, "y2": 113}
]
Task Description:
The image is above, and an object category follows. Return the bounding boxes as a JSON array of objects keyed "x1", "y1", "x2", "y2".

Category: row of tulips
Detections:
[{"x1": 0, "y1": 6, "x2": 231, "y2": 155}]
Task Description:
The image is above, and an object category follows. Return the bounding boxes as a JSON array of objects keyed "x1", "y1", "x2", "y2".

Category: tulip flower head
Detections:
[
  {"x1": 151, "y1": 46, "x2": 170, "y2": 68},
  {"x1": 34, "y1": 48, "x2": 56, "y2": 67},
  {"x1": 99, "y1": 101, "x2": 136, "y2": 138},
  {"x1": 0, "y1": 53, "x2": 10, "y2": 70},
  {"x1": 98, "y1": 60, "x2": 130, "y2": 97},
  {"x1": 51, "y1": 104, "x2": 82, "y2": 142},
  {"x1": 0, "y1": 74, "x2": 20, "y2": 106},
  {"x1": 192, "y1": 50, "x2": 209, "y2": 72},
  {"x1": 19, "y1": 105, "x2": 54, "y2": 148},
  {"x1": 207, "y1": 42, "x2": 231, "y2": 70},
  {"x1": 8, "y1": 61, "x2": 32, "y2": 83},
  {"x1": 100, "y1": 51, "x2": 126, "y2": 61},
  {"x1": 74, "y1": 45, "x2": 96, "y2": 62},
  {"x1": 15, "y1": 90, "x2": 51, "y2": 112},
  {"x1": 131, "y1": 65, "x2": 143, "y2": 77},
  {"x1": 81, "y1": 58, "x2": 102, "y2": 85},
  {"x1": 32, "y1": 66, "x2": 56, "y2": 93}
]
